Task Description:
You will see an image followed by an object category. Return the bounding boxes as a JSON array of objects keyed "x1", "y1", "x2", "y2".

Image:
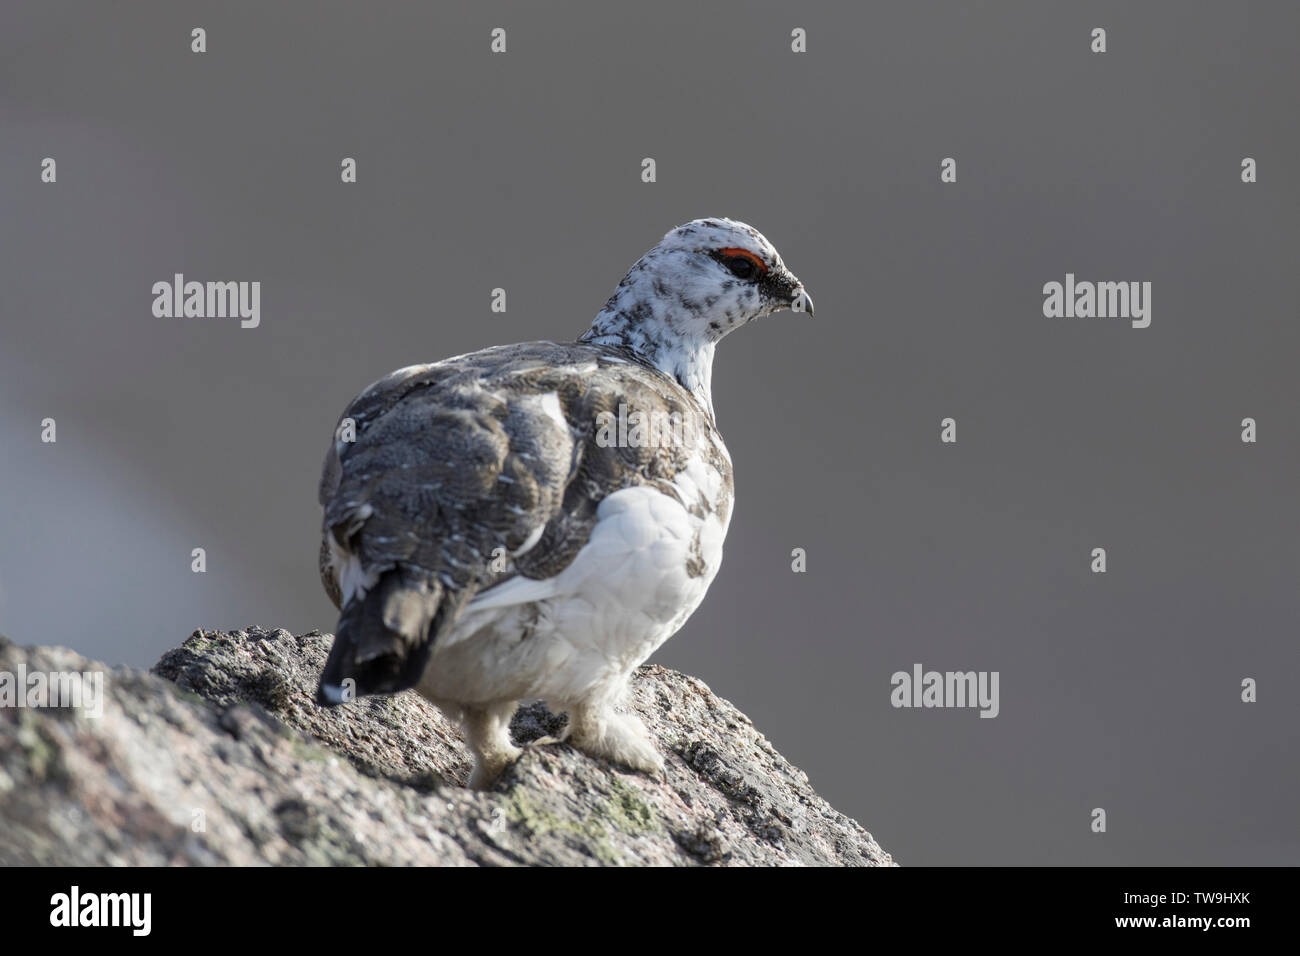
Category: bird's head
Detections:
[
  {"x1": 581, "y1": 218, "x2": 812, "y2": 409},
  {"x1": 586, "y1": 217, "x2": 813, "y2": 344}
]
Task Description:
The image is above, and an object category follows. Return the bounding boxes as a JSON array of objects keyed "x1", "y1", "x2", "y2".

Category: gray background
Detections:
[{"x1": 2, "y1": 1, "x2": 1296, "y2": 865}]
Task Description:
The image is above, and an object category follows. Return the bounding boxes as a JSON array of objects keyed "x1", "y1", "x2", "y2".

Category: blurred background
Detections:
[{"x1": 1, "y1": 1, "x2": 1296, "y2": 864}]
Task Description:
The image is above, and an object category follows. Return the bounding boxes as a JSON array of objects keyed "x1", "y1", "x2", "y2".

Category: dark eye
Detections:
[
  {"x1": 712, "y1": 247, "x2": 768, "y2": 282},
  {"x1": 724, "y1": 255, "x2": 757, "y2": 280}
]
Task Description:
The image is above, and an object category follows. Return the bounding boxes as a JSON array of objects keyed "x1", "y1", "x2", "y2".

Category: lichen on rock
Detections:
[{"x1": 0, "y1": 628, "x2": 894, "y2": 866}]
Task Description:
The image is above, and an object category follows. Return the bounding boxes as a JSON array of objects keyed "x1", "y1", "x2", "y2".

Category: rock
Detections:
[{"x1": 0, "y1": 627, "x2": 894, "y2": 866}]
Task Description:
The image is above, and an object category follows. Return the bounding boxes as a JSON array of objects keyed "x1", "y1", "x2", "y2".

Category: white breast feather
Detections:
[{"x1": 422, "y1": 469, "x2": 726, "y2": 704}]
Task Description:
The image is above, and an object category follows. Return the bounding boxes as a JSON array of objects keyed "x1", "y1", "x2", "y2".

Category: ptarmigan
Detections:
[{"x1": 315, "y1": 217, "x2": 813, "y2": 788}]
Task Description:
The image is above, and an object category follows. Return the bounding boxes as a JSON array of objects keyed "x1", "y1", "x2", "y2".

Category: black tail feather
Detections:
[{"x1": 316, "y1": 570, "x2": 442, "y2": 706}]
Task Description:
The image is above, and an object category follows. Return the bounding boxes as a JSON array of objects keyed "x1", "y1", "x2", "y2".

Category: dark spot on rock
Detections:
[
  {"x1": 674, "y1": 823, "x2": 730, "y2": 864},
  {"x1": 241, "y1": 669, "x2": 294, "y2": 711},
  {"x1": 510, "y1": 700, "x2": 568, "y2": 745},
  {"x1": 683, "y1": 741, "x2": 761, "y2": 806},
  {"x1": 274, "y1": 798, "x2": 320, "y2": 843}
]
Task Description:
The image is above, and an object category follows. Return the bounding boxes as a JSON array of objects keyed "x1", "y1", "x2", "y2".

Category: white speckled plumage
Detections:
[{"x1": 315, "y1": 218, "x2": 812, "y2": 787}]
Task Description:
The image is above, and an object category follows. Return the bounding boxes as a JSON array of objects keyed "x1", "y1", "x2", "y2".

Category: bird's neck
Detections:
[{"x1": 580, "y1": 284, "x2": 718, "y2": 420}]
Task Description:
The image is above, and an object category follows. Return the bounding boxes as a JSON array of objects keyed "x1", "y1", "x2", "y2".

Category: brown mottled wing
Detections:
[
  {"x1": 315, "y1": 341, "x2": 724, "y2": 699},
  {"x1": 322, "y1": 349, "x2": 572, "y2": 597}
]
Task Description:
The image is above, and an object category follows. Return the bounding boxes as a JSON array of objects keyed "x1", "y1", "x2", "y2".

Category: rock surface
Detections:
[{"x1": 0, "y1": 627, "x2": 894, "y2": 866}]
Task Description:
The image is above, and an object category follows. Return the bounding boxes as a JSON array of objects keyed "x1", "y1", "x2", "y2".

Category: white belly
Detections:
[{"x1": 415, "y1": 482, "x2": 728, "y2": 707}]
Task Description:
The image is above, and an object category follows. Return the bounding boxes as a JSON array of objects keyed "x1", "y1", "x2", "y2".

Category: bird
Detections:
[{"x1": 315, "y1": 217, "x2": 813, "y2": 788}]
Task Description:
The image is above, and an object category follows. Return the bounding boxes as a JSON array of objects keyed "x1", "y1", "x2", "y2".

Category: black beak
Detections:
[{"x1": 762, "y1": 270, "x2": 814, "y2": 317}]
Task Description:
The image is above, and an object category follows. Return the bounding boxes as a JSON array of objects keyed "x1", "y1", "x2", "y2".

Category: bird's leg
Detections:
[
  {"x1": 565, "y1": 697, "x2": 665, "y2": 778},
  {"x1": 462, "y1": 701, "x2": 522, "y2": 790}
]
